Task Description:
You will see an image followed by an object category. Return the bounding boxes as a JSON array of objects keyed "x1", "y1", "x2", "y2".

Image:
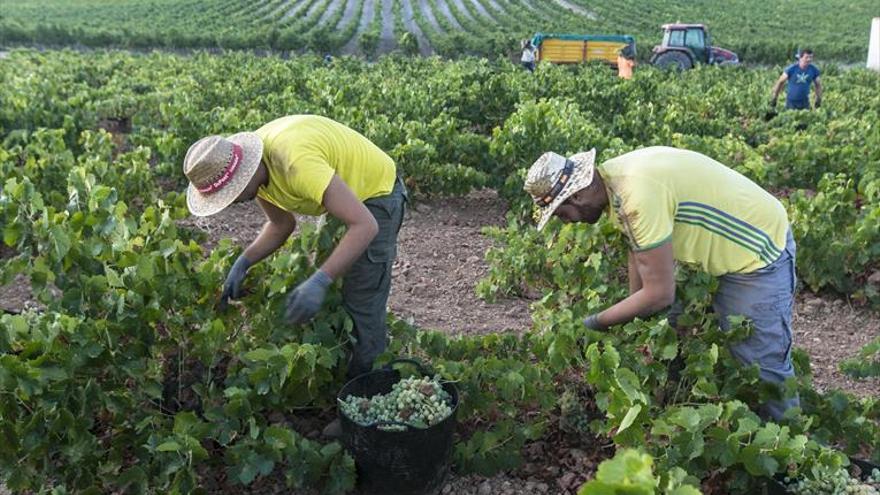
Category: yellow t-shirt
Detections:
[
  {"x1": 254, "y1": 115, "x2": 396, "y2": 216},
  {"x1": 598, "y1": 146, "x2": 789, "y2": 275}
]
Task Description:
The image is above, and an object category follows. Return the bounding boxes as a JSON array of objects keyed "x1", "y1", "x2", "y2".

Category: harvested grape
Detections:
[{"x1": 340, "y1": 375, "x2": 453, "y2": 431}]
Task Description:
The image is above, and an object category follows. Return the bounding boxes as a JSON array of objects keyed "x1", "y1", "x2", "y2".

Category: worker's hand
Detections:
[
  {"x1": 583, "y1": 314, "x2": 607, "y2": 331},
  {"x1": 768, "y1": 98, "x2": 777, "y2": 108},
  {"x1": 285, "y1": 269, "x2": 333, "y2": 325},
  {"x1": 219, "y1": 255, "x2": 252, "y2": 310},
  {"x1": 814, "y1": 98, "x2": 821, "y2": 109}
]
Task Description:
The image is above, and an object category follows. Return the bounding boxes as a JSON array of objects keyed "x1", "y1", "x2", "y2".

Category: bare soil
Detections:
[
  {"x1": 417, "y1": 0, "x2": 445, "y2": 33},
  {"x1": 466, "y1": 0, "x2": 492, "y2": 19},
  {"x1": 336, "y1": 0, "x2": 362, "y2": 30},
  {"x1": 449, "y1": 0, "x2": 476, "y2": 22},
  {"x1": 433, "y1": 0, "x2": 463, "y2": 30},
  {"x1": 378, "y1": 0, "x2": 397, "y2": 54},
  {"x1": 391, "y1": 189, "x2": 532, "y2": 334},
  {"x1": 400, "y1": 0, "x2": 433, "y2": 55},
  {"x1": 342, "y1": 0, "x2": 376, "y2": 54},
  {"x1": 315, "y1": 0, "x2": 346, "y2": 29},
  {"x1": 793, "y1": 293, "x2": 880, "y2": 398}
]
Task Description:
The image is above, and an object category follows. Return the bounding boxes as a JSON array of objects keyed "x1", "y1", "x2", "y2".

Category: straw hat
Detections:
[
  {"x1": 183, "y1": 133, "x2": 263, "y2": 217},
  {"x1": 523, "y1": 149, "x2": 597, "y2": 230}
]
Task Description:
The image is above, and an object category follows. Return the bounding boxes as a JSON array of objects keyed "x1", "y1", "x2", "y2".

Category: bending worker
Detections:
[
  {"x1": 523, "y1": 146, "x2": 799, "y2": 420},
  {"x1": 182, "y1": 115, "x2": 407, "y2": 433}
]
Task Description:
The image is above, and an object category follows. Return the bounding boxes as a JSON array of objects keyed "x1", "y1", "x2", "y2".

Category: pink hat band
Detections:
[{"x1": 196, "y1": 143, "x2": 243, "y2": 194}]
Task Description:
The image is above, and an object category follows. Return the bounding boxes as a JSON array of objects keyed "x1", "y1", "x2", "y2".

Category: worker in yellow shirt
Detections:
[
  {"x1": 523, "y1": 146, "x2": 799, "y2": 420},
  {"x1": 182, "y1": 115, "x2": 407, "y2": 435}
]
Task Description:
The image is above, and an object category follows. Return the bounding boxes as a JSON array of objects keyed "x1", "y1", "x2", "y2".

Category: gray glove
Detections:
[
  {"x1": 219, "y1": 255, "x2": 252, "y2": 310},
  {"x1": 285, "y1": 269, "x2": 333, "y2": 325},
  {"x1": 583, "y1": 314, "x2": 607, "y2": 331}
]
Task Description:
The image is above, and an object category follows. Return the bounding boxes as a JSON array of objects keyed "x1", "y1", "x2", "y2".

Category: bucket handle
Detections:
[{"x1": 382, "y1": 358, "x2": 434, "y2": 377}]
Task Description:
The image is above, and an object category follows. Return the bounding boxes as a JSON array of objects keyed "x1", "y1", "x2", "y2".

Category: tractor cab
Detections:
[{"x1": 651, "y1": 24, "x2": 738, "y2": 70}]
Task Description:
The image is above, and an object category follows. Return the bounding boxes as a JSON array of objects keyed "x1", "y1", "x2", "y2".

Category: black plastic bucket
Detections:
[{"x1": 338, "y1": 358, "x2": 459, "y2": 495}]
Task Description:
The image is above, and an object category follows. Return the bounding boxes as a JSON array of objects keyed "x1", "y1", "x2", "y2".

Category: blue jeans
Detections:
[
  {"x1": 785, "y1": 99, "x2": 810, "y2": 110},
  {"x1": 714, "y1": 229, "x2": 799, "y2": 420}
]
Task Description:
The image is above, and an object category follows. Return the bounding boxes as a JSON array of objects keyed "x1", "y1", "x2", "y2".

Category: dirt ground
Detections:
[{"x1": 1, "y1": 189, "x2": 878, "y2": 494}]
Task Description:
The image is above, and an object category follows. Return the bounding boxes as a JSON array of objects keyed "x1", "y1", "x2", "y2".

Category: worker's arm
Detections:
[
  {"x1": 242, "y1": 197, "x2": 298, "y2": 263},
  {"x1": 317, "y1": 175, "x2": 379, "y2": 279},
  {"x1": 770, "y1": 72, "x2": 788, "y2": 105},
  {"x1": 813, "y1": 76, "x2": 823, "y2": 108},
  {"x1": 586, "y1": 242, "x2": 676, "y2": 329},
  {"x1": 283, "y1": 175, "x2": 378, "y2": 324}
]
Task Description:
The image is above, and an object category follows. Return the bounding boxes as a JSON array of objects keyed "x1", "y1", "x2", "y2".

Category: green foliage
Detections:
[
  {"x1": 578, "y1": 449, "x2": 701, "y2": 495},
  {"x1": 1, "y1": 0, "x2": 875, "y2": 61},
  {"x1": 841, "y1": 337, "x2": 880, "y2": 379},
  {"x1": 1, "y1": 49, "x2": 879, "y2": 493}
]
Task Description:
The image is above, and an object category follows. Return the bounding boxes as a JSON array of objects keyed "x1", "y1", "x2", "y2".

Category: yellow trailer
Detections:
[{"x1": 532, "y1": 33, "x2": 636, "y2": 66}]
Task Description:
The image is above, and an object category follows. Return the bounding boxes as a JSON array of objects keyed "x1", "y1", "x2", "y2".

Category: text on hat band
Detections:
[{"x1": 197, "y1": 143, "x2": 243, "y2": 194}]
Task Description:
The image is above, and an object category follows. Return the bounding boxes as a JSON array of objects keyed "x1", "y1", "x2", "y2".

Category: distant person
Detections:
[
  {"x1": 617, "y1": 45, "x2": 636, "y2": 79},
  {"x1": 769, "y1": 49, "x2": 822, "y2": 110},
  {"x1": 521, "y1": 40, "x2": 537, "y2": 72}
]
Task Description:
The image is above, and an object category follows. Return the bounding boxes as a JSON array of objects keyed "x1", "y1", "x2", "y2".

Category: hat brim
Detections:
[
  {"x1": 536, "y1": 149, "x2": 597, "y2": 231},
  {"x1": 186, "y1": 132, "x2": 263, "y2": 217}
]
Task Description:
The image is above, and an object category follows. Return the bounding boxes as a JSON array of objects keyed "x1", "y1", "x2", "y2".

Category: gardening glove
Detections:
[
  {"x1": 583, "y1": 314, "x2": 607, "y2": 331},
  {"x1": 768, "y1": 98, "x2": 777, "y2": 108},
  {"x1": 814, "y1": 98, "x2": 821, "y2": 109},
  {"x1": 285, "y1": 269, "x2": 333, "y2": 325},
  {"x1": 219, "y1": 255, "x2": 252, "y2": 310}
]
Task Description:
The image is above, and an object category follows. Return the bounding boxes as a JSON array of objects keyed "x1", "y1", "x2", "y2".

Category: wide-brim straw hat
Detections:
[
  {"x1": 523, "y1": 149, "x2": 597, "y2": 230},
  {"x1": 183, "y1": 132, "x2": 263, "y2": 217}
]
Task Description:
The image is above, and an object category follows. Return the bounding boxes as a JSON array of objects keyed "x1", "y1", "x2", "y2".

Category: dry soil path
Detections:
[
  {"x1": 315, "y1": 0, "x2": 346, "y2": 29},
  {"x1": 343, "y1": 0, "x2": 377, "y2": 53},
  {"x1": 434, "y1": 0, "x2": 464, "y2": 30},
  {"x1": 281, "y1": 0, "x2": 312, "y2": 20},
  {"x1": 465, "y1": 0, "x2": 492, "y2": 20},
  {"x1": 400, "y1": 0, "x2": 434, "y2": 55},
  {"x1": 377, "y1": 0, "x2": 397, "y2": 53},
  {"x1": 336, "y1": 0, "x2": 361, "y2": 32},
  {"x1": 417, "y1": 0, "x2": 446, "y2": 34}
]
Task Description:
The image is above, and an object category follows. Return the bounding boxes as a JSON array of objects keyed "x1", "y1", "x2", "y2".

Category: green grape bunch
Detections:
[
  {"x1": 339, "y1": 376, "x2": 454, "y2": 432},
  {"x1": 787, "y1": 466, "x2": 880, "y2": 495}
]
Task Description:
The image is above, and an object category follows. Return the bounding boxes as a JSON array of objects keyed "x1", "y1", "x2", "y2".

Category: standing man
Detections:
[
  {"x1": 521, "y1": 39, "x2": 537, "y2": 72},
  {"x1": 770, "y1": 49, "x2": 822, "y2": 110},
  {"x1": 523, "y1": 146, "x2": 799, "y2": 420},
  {"x1": 617, "y1": 45, "x2": 636, "y2": 80},
  {"x1": 182, "y1": 115, "x2": 407, "y2": 433}
]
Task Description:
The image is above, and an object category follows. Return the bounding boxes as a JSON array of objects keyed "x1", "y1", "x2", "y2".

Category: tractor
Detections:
[{"x1": 650, "y1": 24, "x2": 739, "y2": 70}]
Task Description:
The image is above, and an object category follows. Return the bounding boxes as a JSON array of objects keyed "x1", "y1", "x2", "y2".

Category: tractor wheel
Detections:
[{"x1": 653, "y1": 51, "x2": 693, "y2": 70}]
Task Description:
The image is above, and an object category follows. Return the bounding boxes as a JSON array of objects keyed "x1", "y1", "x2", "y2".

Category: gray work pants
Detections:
[{"x1": 342, "y1": 177, "x2": 407, "y2": 378}]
